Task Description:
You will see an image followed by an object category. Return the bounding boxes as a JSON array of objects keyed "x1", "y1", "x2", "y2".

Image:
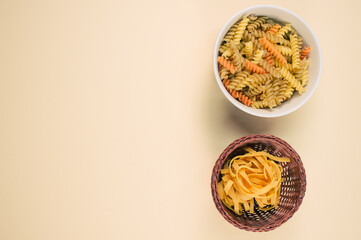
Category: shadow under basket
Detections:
[{"x1": 211, "y1": 135, "x2": 306, "y2": 232}]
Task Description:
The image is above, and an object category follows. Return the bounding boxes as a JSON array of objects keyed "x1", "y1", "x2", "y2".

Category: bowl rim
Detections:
[
  {"x1": 211, "y1": 134, "x2": 307, "y2": 231},
  {"x1": 213, "y1": 5, "x2": 323, "y2": 118}
]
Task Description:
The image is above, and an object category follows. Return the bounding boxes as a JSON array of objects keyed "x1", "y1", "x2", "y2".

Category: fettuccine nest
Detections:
[{"x1": 217, "y1": 147, "x2": 290, "y2": 215}]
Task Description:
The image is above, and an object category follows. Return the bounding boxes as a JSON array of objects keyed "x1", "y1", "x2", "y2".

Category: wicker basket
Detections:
[{"x1": 211, "y1": 135, "x2": 306, "y2": 232}]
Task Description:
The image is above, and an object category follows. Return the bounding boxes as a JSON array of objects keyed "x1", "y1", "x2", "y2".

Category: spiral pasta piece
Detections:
[
  {"x1": 218, "y1": 56, "x2": 237, "y2": 74},
  {"x1": 247, "y1": 84, "x2": 264, "y2": 96},
  {"x1": 264, "y1": 52, "x2": 274, "y2": 66},
  {"x1": 229, "y1": 41, "x2": 246, "y2": 72},
  {"x1": 269, "y1": 78, "x2": 284, "y2": 108},
  {"x1": 301, "y1": 67, "x2": 309, "y2": 87},
  {"x1": 258, "y1": 59, "x2": 281, "y2": 78},
  {"x1": 270, "y1": 79, "x2": 284, "y2": 108},
  {"x1": 219, "y1": 44, "x2": 228, "y2": 54},
  {"x1": 242, "y1": 90, "x2": 256, "y2": 100},
  {"x1": 219, "y1": 66, "x2": 230, "y2": 80},
  {"x1": 275, "y1": 60, "x2": 294, "y2": 72},
  {"x1": 223, "y1": 22, "x2": 239, "y2": 42},
  {"x1": 233, "y1": 16, "x2": 250, "y2": 46},
  {"x1": 228, "y1": 70, "x2": 250, "y2": 91},
  {"x1": 276, "y1": 79, "x2": 288, "y2": 105},
  {"x1": 236, "y1": 73, "x2": 272, "y2": 91},
  {"x1": 228, "y1": 89, "x2": 253, "y2": 106},
  {"x1": 244, "y1": 41, "x2": 253, "y2": 58},
  {"x1": 247, "y1": 14, "x2": 258, "y2": 21},
  {"x1": 261, "y1": 22, "x2": 275, "y2": 31},
  {"x1": 294, "y1": 58, "x2": 307, "y2": 79},
  {"x1": 259, "y1": 38, "x2": 287, "y2": 65},
  {"x1": 242, "y1": 31, "x2": 266, "y2": 50},
  {"x1": 230, "y1": 89, "x2": 239, "y2": 98},
  {"x1": 284, "y1": 82, "x2": 295, "y2": 99},
  {"x1": 274, "y1": 45, "x2": 292, "y2": 56},
  {"x1": 249, "y1": 73, "x2": 273, "y2": 87},
  {"x1": 276, "y1": 24, "x2": 292, "y2": 37},
  {"x1": 300, "y1": 46, "x2": 311, "y2": 60},
  {"x1": 251, "y1": 30, "x2": 291, "y2": 47},
  {"x1": 251, "y1": 49, "x2": 264, "y2": 64},
  {"x1": 222, "y1": 48, "x2": 233, "y2": 58},
  {"x1": 266, "y1": 24, "x2": 281, "y2": 35},
  {"x1": 222, "y1": 79, "x2": 230, "y2": 89},
  {"x1": 298, "y1": 36, "x2": 304, "y2": 48},
  {"x1": 238, "y1": 93, "x2": 253, "y2": 106},
  {"x1": 290, "y1": 34, "x2": 301, "y2": 69},
  {"x1": 301, "y1": 59, "x2": 310, "y2": 86},
  {"x1": 262, "y1": 78, "x2": 276, "y2": 108},
  {"x1": 280, "y1": 66, "x2": 305, "y2": 94},
  {"x1": 247, "y1": 16, "x2": 268, "y2": 31},
  {"x1": 251, "y1": 100, "x2": 268, "y2": 109},
  {"x1": 244, "y1": 59, "x2": 266, "y2": 74}
]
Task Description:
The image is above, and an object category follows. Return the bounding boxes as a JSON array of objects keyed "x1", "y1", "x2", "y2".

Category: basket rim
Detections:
[{"x1": 211, "y1": 134, "x2": 307, "y2": 232}]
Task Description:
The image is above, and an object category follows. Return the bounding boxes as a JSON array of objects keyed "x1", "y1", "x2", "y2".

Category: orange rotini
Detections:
[
  {"x1": 229, "y1": 90, "x2": 253, "y2": 106},
  {"x1": 300, "y1": 46, "x2": 311, "y2": 60},
  {"x1": 264, "y1": 52, "x2": 274, "y2": 66},
  {"x1": 222, "y1": 79, "x2": 230, "y2": 89},
  {"x1": 266, "y1": 24, "x2": 281, "y2": 35},
  {"x1": 218, "y1": 56, "x2": 237, "y2": 74},
  {"x1": 238, "y1": 93, "x2": 253, "y2": 106},
  {"x1": 222, "y1": 79, "x2": 253, "y2": 106},
  {"x1": 259, "y1": 38, "x2": 287, "y2": 65},
  {"x1": 244, "y1": 59, "x2": 266, "y2": 74}
]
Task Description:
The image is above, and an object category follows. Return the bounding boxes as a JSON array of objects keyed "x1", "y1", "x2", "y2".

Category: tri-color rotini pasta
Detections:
[{"x1": 218, "y1": 14, "x2": 311, "y2": 109}]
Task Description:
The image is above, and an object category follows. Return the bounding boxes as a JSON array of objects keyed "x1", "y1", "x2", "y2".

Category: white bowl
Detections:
[{"x1": 213, "y1": 5, "x2": 322, "y2": 118}]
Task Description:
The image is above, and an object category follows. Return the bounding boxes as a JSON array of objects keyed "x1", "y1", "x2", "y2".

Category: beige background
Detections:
[{"x1": 1, "y1": 0, "x2": 361, "y2": 239}]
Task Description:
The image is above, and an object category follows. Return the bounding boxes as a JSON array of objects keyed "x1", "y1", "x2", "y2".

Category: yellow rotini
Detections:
[
  {"x1": 244, "y1": 41, "x2": 253, "y2": 58},
  {"x1": 279, "y1": 66, "x2": 305, "y2": 94},
  {"x1": 251, "y1": 100, "x2": 268, "y2": 109},
  {"x1": 222, "y1": 48, "x2": 233, "y2": 58},
  {"x1": 229, "y1": 41, "x2": 246, "y2": 73},
  {"x1": 258, "y1": 59, "x2": 281, "y2": 78},
  {"x1": 262, "y1": 77, "x2": 276, "y2": 108},
  {"x1": 275, "y1": 60, "x2": 294, "y2": 72},
  {"x1": 219, "y1": 44, "x2": 228, "y2": 54},
  {"x1": 243, "y1": 33, "x2": 264, "y2": 50},
  {"x1": 218, "y1": 14, "x2": 311, "y2": 109},
  {"x1": 293, "y1": 59, "x2": 306, "y2": 81},
  {"x1": 251, "y1": 30, "x2": 291, "y2": 47},
  {"x1": 219, "y1": 67, "x2": 229, "y2": 80},
  {"x1": 244, "y1": 73, "x2": 273, "y2": 90},
  {"x1": 284, "y1": 82, "x2": 295, "y2": 99},
  {"x1": 261, "y1": 22, "x2": 275, "y2": 31},
  {"x1": 276, "y1": 79, "x2": 289, "y2": 105},
  {"x1": 232, "y1": 16, "x2": 250, "y2": 46},
  {"x1": 251, "y1": 49, "x2": 264, "y2": 64},
  {"x1": 247, "y1": 84, "x2": 264, "y2": 97},
  {"x1": 274, "y1": 44, "x2": 292, "y2": 56},
  {"x1": 290, "y1": 34, "x2": 301, "y2": 69},
  {"x1": 276, "y1": 23, "x2": 292, "y2": 37},
  {"x1": 301, "y1": 59, "x2": 310, "y2": 86},
  {"x1": 246, "y1": 75, "x2": 272, "y2": 97},
  {"x1": 301, "y1": 68, "x2": 309, "y2": 87},
  {"x1": 247, "y1": 16, "x2": 268, "y2": 31},
  {"x1": 223, "y1": 21, "x2": 239, "y2": 42},
  {"x1": 228, "y1": 70, "x2": 250, "y2": 91}
]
